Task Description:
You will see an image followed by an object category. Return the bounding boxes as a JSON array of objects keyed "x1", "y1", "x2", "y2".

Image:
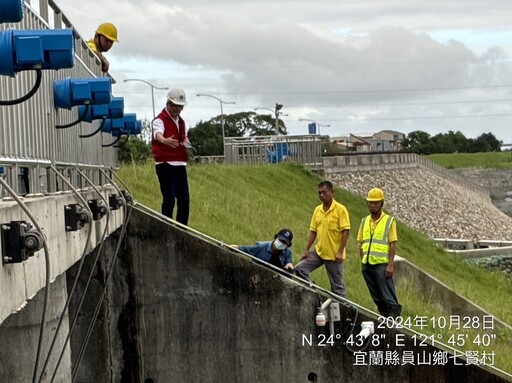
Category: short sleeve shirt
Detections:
[{"x1": 310, "y1": 200, "x2": 350, "y2": 261}]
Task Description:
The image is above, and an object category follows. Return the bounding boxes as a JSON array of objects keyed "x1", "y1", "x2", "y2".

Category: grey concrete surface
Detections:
[
  {"x1": 1, "y1": 206, "x2": 511, "y2": 382},
  {"x1": 393, "y1": 256, "x2": 512, "y2": 331},
  {"x1": 110, "y1": 207, "x2": 511, "y2": 382},
  {"x1": 0, "y1": 273, "x2": 72, "y2": 382},
  {"x1": 0, "y1": 188, "x2": 124, "y2": 326}
]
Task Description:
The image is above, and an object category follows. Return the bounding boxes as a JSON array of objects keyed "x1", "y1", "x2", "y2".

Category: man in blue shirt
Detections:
[{"x1": 235, "y1": 229, "x2": 294, "y2": 271}]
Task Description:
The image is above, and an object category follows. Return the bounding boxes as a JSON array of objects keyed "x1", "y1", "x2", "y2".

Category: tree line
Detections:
[
  {"x1": 401, "y1": 130, "x2": 502, "y2": 154},
  {"x1": 118, "y1": 115, "x2": 505, "y2": 164}
]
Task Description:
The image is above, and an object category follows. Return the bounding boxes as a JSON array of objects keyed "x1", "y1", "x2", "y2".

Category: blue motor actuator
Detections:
[
  {"x1": 78, "y1": 96, "x2": 124, "y2": 122},
  {"x1": 103, "y1": 113, "x2": 142, "y2": 136},
  {"x1": 53, "y1": 77, "x2": 112, "y2": 110},
  {"x1": 0, "y1": 29, "x2": 75, "y2": 77},
  {"x1": 0, "y1": 0, "x2": 24, "y2": 23}
]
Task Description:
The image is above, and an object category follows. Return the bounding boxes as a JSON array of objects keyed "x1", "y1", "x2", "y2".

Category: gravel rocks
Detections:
[{"x1": 331, "y1": 168, "x2": 512, "y2": 241}]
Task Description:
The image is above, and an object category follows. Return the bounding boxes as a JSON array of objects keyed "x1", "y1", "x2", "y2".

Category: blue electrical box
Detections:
[
  {"x1": 101, "y1": 117, "x2": 125, "y2": 134},
  {"x1": 108, "y1": 97, "x2": 124, "y2": 119},
  {"x1": 123, "y1": 113, "x2": 137, "y2": 133},
  {"x1": 111, "y1": 120, "x2": 141, "y2": 136},
  {"x1": 266, "y1": 142, "x2": 288, "y2": 163},
  {"x1": 79, "y1": 104, "x2": 109, "y2": 122},
  {"x1": 104, "y1": 113, "x2": 141, "y2": 136},
  {"x1": 134, "y1": 119, "x2": 142, "y2": 135},
  {"x1": 53, "y1": 77, "x2": 112, "y2": 110},
  {"x1": 0, "y1": 29, "x2": 74, "y2": 77},
  {"x1": 78, "y1": 97, "x2": 124, "y2": 122},
  {"x1": 0, "y1": 0, "x2": 24, "y2": 23}
]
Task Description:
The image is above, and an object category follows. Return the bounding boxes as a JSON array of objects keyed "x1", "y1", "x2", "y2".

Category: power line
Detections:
[
  {"x1": 213, "y1": 84, "x2": 512, "y2": 96},
  {"x1": 191, "y1": 97, "x2": 512, "y2": 109},
  {"x1": 116, "y1": 83, "x2": 512, "y2": 98},
  {"x1": 123, "y1": 97, "x2": 512, "y2": 110},
  {"x1": 287, "y1": 112, "x2": 512, "y2": 123}
]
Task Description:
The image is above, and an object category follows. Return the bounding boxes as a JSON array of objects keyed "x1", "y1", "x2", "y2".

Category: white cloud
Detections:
[{"x1": 56, "y1": 0, "x2": 512, "y2": 143}]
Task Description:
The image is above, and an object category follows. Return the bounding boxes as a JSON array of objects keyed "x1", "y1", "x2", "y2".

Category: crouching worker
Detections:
[{"x1": 234, "y1": 229, "x2": 294, "y2": 272}]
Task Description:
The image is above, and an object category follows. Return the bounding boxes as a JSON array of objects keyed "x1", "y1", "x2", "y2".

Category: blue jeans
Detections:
[{"x1": 155, "y1": 163, "x2": 189, "y2": 225}]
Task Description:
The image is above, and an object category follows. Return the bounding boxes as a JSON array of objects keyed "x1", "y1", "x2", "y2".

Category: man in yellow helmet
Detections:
[
  {"x1": 87, "y1": 22, "x2": 119, "y2": 73},
  {"x1": 357, "y1": 188, "x2": 402, "y2": 317}
]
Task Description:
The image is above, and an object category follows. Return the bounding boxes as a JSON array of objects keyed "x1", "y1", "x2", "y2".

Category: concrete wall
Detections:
[
  {"x1": 0, "y1": 188, "x2": 124, "y2": 326},
  {"x1": 108, "y1": 207, "x2": 511, "y2": 382},
  {"x1": 393, "y1": 257, "x2": 512, "y2": 331},
  {"x1": 1, "y1": 206, "x2": 511, "y2": 382},
  {"x1": 0, "y1": 273, "x2": 72, "y2": 382}
]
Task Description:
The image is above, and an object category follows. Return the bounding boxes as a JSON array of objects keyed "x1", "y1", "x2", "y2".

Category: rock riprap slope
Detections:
[{"x1": 331, "y1": 168, "x2": 512, "y2": 241}]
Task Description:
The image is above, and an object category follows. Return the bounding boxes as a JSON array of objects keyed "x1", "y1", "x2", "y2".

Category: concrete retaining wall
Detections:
[
  {"x1": 393, "y1": 257, "x2": 512, "y2": 332},
  {"x1": 0, "y1": 188, "x2": 125, "y2": 326},
  {"x1": 109, "y1": 207, "x2": 511, "y2": 382},
  {"x1": 1, "y1": 207, "x2": 511, "y2": 382}
]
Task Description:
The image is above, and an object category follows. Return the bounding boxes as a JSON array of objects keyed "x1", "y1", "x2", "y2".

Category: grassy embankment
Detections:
[
  {"x1": 118, "y1": 161, "x2": 512, "y2": 374},
  {"x1": 428, "y1": 152, "x2": 512, "y2": 169}
]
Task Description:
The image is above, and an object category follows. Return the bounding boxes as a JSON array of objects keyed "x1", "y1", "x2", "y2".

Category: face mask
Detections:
[{"x1": 274, "y1": 239, "x2": 287, "y2": 251}]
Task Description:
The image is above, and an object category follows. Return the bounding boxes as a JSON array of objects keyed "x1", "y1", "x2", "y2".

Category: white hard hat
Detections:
[{"x1": 167, "y1": 88, "x2": 187, "y2": 106}]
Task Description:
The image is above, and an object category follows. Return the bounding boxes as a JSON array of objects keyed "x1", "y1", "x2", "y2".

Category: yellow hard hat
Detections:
[
  {"x1": 366, "y1": 188, "x2": 385, "y2": 202},
  {"x1": 96, "y1": 22, "x2": 119, "y2": 42}
]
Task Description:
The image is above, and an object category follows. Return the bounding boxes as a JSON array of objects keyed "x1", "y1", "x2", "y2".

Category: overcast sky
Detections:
[{"x1": 54, "y1": 0, "x2": 512, "y2": 144}]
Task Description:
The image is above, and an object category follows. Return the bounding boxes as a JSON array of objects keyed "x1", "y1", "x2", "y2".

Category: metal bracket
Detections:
[
  {"x1": 109, "y1": 194, "x2": 124, "y2": 210},
  {"x1": 1, "y1": 221, "x2": 44, "y2": 264},
  {"x1": 88, "y1": 199, "x2": 108, "y2": 221},
  {"x1": 64, "y1": 204, "x2": 91, "y2": 231}
]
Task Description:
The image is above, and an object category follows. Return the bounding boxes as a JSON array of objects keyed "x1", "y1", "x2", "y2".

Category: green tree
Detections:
[
  {"x1": 118, "y1": 136, "x2": 152, "y2": 164},
  {"x1": 187, "y1": 112, "x2": 288, "y2": 155},
  {"x1": 468, "y1": 132, "x2": 502, "y2": 153},
  {"x1": 187, "y1": 121, "x2": 224, "y2": 156},
  {"x1": 402, "y1": 130, "x2": 433, "y2": 154},
  {"x1": 118, "y1": 119, "x2": 152, "y2": 164},
  {"x1": 431, "y1": 130, "x2": 469, "y2": 153}
]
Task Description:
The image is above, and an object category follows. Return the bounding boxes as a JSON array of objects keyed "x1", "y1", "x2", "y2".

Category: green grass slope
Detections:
[
  {"x1": 428, "y1": 152, "x2": 512, "y2": 169},
  {"x1": 118, "y1": 162, "x2": 512, "y2": 374}
]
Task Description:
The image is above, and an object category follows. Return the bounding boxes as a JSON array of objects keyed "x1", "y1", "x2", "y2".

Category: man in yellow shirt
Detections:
[
  {"x1": 357, "y1": 188, "x2": 401, "y2": 317},
  {"x1": 87, "y1": 22, "x2": 119, "y2": 73},
  {"x1": 295, "y1": 180, "x2": 350, "y2": 298}
]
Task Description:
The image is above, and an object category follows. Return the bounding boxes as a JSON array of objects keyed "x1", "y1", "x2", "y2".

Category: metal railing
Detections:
[
  {"x1": 224, "y1": 135, "x2": 323, "y2": 167},
  {"x1": 0, "y1": 1, "x2": 117, "y2": 195}
]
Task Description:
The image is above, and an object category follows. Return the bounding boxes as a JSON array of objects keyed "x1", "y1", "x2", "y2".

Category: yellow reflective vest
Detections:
[{"x1": 361, "y1": 214, "x2": 394, "y2": 265}]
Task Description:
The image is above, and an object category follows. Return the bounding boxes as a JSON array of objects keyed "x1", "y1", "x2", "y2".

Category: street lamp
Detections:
[
  {"x1": 255, "y1": 103, "x2": 286, "y2": 135},
  {"x1": 123, "y1": 78, "x2": 167, "y2": 117},
  {"x1": 196, "y1": 94, "x2": 236, "y2": 152},
  {"x1": 299, "y1": 118, "x2": 330, "y2": 135}
]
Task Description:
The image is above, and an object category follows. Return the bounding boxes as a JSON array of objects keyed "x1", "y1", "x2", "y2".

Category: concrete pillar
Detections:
[{"x1": 0, "y1": 273, "x2": 72, "y2": 382}]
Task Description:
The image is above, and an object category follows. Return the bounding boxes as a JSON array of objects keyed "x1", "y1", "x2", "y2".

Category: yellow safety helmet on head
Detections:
[
  {"x1": 366, "y1": 188, "x2": 385, "y2": 202},
  {"x1": 96, "y1": 22, "x2": 119, "y2": 42}
]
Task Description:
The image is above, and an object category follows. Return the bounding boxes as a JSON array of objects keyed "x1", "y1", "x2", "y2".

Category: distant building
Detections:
[
  {"x1": 330, "y1": 130, "x2": 405, "y2": 153},
  {"x1": 371, "y1": 130, "x2": 405, "y2": 152}
]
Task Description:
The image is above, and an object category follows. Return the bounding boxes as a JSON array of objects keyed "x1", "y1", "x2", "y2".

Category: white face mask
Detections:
[{"x1": 274, "y1": 238, "x2": 287, "y2": 251}]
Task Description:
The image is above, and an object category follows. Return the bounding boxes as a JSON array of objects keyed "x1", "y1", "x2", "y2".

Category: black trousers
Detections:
[
  {"x1": 362, "y1": 263, "x2": 401, "y2": 317},
  {"x1": 155, "y1": 163, "x2": 190, "y2": 225}
]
